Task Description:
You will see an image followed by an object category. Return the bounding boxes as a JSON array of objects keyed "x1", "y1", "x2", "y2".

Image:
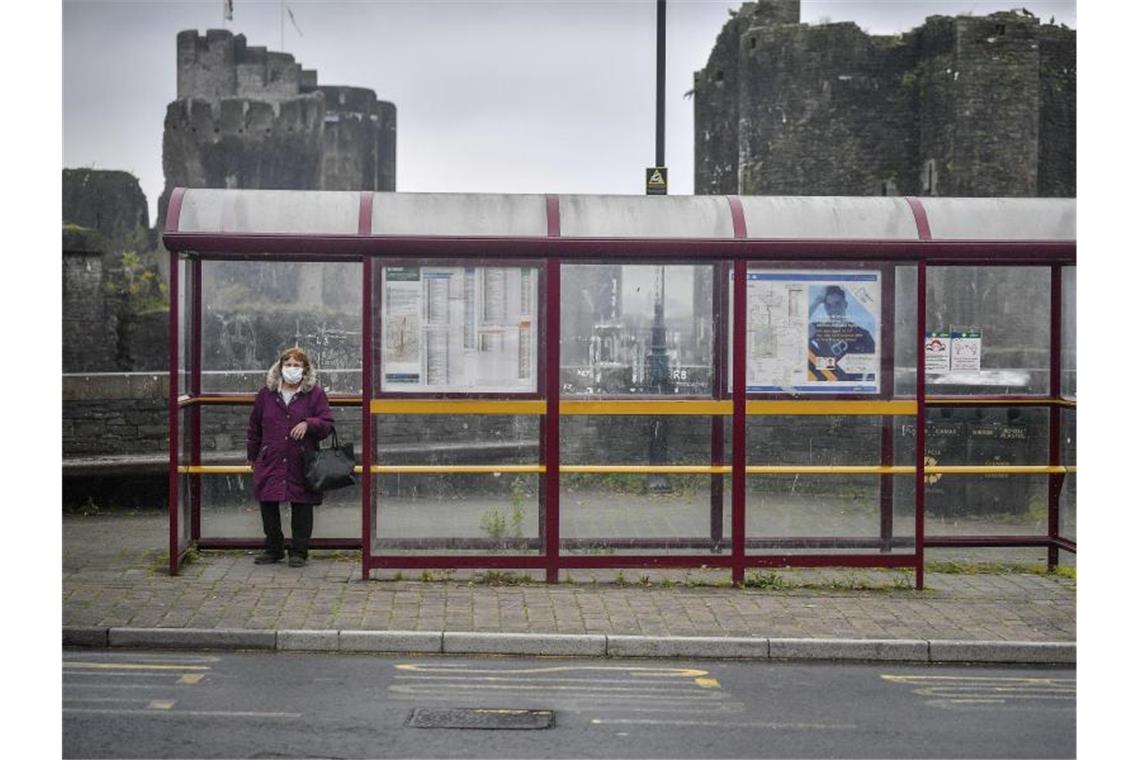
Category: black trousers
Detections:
[{"x1": 259, "y1": 501, "x2": 314, "y2": 557}]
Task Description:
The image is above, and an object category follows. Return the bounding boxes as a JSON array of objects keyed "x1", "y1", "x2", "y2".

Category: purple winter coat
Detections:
[{"x1": 246, "y1": 360, "x2": 335, "y2": 504}]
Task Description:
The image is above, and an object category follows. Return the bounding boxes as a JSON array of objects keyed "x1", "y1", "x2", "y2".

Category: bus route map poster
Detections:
[
  {"x1": 381, "y1": 265, "x2": 538, "y2": 393},
  {"x1": 746, "y1": 271, "x2": 881, "y2": 394}
]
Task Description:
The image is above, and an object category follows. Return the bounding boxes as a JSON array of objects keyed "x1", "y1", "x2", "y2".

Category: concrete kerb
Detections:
[
  {"x1": 64, "y1": 627, "x2": 1076, "y2": 664},
  {"x1": 928, "y1": 640, "x2": 1076, "y2": 665},
  {"x1": 107, "y1": 627, "x2": 276, "y2": 650},
  {"x1": 608, "y1": 635, "x2": 770, "y2": 659},
  {"x1": 768, "y1": 637, "x2": 929, "y2": 663}
]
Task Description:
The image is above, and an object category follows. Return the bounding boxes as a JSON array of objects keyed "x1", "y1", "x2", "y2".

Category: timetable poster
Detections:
[
  {"x1": 746, "y1": 271, "x2": 881, "y2": 394},
  {"x1": 381, "y1": 266, "x2": 538, "y2": 392}
]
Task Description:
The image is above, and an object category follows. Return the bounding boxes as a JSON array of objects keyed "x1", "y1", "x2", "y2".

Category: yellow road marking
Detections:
[
  {"x1": 395, "y1": 663, "x2": 707, "y2": 677},
  {"x1": 390, "y1": 683, "x2": 724, "y2": 696},
  {"x1": 394, "y1": 675, "x2": 707, "y2": 686},
  {"x1": 65, "y1": 671, "x2": 190, "y2": 679},
  {"x1": 64, "y1": 662, "x2": 210, "y2": 671},
  {"x1": 147, "y1": 700, "x2": 176, "y2": 710},
  {"x1": 880, "y1": 673, "x2": 1075, "y2": 705},
  {"x1": 881, "y1": 675, "x2": 1073, "y2": 684},
  {"x1": 389, "y1": 686, "x2": 726, "y2": 702},
  {"x1": 591, "y1": 718, "x2": 857, "y2": 730},
  {"x1": 63, "y1": 708, "x2": 303, "y2": 718},
  {"x1": 694, "y1": 677, "x2": 721, "y2": 689},
  {"x1": 177, "y1": 674, "x2": 204, "y2": 685}
]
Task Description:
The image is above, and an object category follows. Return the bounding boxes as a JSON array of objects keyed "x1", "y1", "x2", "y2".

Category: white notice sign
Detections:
[
  {"x1": 950, "y1": 329, "x2": 982, "y2": 372},
  {"x1": 381, "y1": 266, "x2": 539, "y2": 393},
  {"x1": 925, "y1": 331, "x2": 951, "y2": 374}
]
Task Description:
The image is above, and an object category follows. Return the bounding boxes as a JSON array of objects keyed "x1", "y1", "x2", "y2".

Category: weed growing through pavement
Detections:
[
  {"x1": 470, "y1": 571, "x2": 534, "y2": 586},
  {"x1": 744, "y1": 571, "x2": 790, "y2": 590},
  {"x1": 145, "y1": 546, "x2": 199, "y2": 574},
  {"x1": 479, "y1": 475, "x2": 529, "y2": 547}
]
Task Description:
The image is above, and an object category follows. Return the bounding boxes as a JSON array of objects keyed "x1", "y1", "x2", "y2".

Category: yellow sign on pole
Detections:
[{"x1": 646, "y1": 167, "x2": 668, "y2": 195}]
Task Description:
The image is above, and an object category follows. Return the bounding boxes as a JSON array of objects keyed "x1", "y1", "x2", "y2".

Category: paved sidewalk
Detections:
[{"x1": 62, "y1": 512, "x2": 1075, "y2": 662}]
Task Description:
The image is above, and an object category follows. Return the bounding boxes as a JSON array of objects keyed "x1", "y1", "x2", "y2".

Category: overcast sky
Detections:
[{"x1": 63, "y1": 0, "x2": 1076, "y2": 224}]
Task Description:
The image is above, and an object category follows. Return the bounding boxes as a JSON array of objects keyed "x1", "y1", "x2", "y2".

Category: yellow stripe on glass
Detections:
[
  {"x1": 371, "y1": 399, "x2": 545, "y2": 415},
  {"x1": 560, "y1": 400, "x2": 731, "y2": 416},
  {"x1": 177, "y1": 464, "x2": 1073, "y2": 475},
  {"x1": 746, "y1": 400, "x2": 917, "y2": 416}
]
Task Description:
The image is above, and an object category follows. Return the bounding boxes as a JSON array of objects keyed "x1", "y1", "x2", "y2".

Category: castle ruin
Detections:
[
  {"x1": 693, "y1": 1, "x2": 1075, "y2": 197},
  {"x1": 158, "y1": 29, "x2": 397, "y2": 228}
]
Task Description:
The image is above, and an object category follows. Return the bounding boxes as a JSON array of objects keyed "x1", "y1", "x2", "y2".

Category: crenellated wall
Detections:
[{"x1": 160, "y1": 29, "x2": 397, "y2": 229}]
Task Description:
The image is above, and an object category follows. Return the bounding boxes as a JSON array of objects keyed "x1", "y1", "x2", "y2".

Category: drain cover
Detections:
[{"x1": 407, "y1": 707, "x2": 554, "y2": 730}]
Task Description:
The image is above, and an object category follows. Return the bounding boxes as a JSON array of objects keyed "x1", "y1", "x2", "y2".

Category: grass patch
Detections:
[
  {"x1": 470, "y1": 571, "x2": 535, "y2": 586},
  {"x1": 742, "y1": 569, "x2": 915, "y2": 592},
  {"x1": 927, "y1": 560, "x2": 1076, "y2": 580},
  {"x1": 144, "y1": 546, "x2": 199, "y2": 574}
]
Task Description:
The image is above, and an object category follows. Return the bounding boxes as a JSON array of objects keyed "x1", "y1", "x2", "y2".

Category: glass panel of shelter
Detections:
[
  {"x1": 559, "y1": 263, "x2": 726, "y2": 559},
  {"x1": 735, "y1": 261, "x2": 913, "y2": 557},
  {"x1": 922, "y1": 264, "x2": 1057, "y2": 565},
  {"x1": 368, "y1": 261, "x2": 545, "y2": 562}
]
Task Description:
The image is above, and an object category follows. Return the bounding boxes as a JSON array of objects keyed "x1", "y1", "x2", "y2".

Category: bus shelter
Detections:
[{"x1": 163, "y1": 189, "x2": 1076, "y2": 588}]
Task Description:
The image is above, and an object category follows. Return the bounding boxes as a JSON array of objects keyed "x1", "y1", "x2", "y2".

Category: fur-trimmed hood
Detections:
[{"x1": 265, "y1": 357, "x2": 319, "y2": 393}]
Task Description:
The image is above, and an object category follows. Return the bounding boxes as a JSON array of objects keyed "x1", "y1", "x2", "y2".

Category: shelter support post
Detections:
[
  {"x1": 362, "y1": 255, "x2": 374, "y2": 581},
  {"x1": 731, "y1": 259, "x2": 747, "y2": 586},
  {"x1": 915, "y1": 260, "x2": 927, "y2": 591},
  {"x1": 167, "y1": 250, "x2": 181, "y2": 576},
  {"x1": 1048, "y1": 265, "x2": 1063, "y2": 570},
  {"x1": 544, "y1": 257, "x2": 561, "y2": 583}
]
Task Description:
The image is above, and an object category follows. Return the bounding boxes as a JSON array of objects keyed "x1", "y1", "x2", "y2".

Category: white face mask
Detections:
[{"x1": 282, "y1": 365, "x2": 304, "y2": 385}]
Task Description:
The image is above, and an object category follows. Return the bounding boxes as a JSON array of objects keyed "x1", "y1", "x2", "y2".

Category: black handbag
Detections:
[{"x1": 303, "y1": 428, "x2": 357, "y2": 492}]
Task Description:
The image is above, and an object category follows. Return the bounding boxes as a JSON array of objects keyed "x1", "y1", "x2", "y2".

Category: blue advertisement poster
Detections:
[{"x1": 746, "y1": 271, "x2": 881, "y2": 394}]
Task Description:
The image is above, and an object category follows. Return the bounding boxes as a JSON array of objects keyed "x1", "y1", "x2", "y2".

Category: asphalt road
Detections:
[{"x1": 63, "y1": 649, "x2": 1074, "y2": 759}]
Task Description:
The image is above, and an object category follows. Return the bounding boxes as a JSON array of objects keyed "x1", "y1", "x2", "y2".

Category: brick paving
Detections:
[{"x1": 63, "y1": 512, "x2": 1075, "y2": 643}]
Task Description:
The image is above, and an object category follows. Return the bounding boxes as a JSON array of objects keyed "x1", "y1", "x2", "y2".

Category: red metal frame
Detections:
[
  {"x1": 731, "y1": 259, "x2": 747, "y2": 585},
  {"x1": 167, "y1": 249, "x2": 181, "y2": 576},
  {"x1": 164, "y1": 191, "x2": 1076, "y2": 583},
  {"x1": 544, "y1": 257, "x2": 561, "y2": 583},
  {"x1": 915, "y1": 261, "x2": 927, "y2": 590},
  {"x1": 160, "y1": 232, "x2": 1072, "y2": 264},
  {"x1": 360, "y1": 192, "x2": 374, "y2": 580},
  {"x1": 1048, "y1": 265, "x2": 1063, "y2": 569},
  {"x1": 189, "y1": 259, "x2": 202, "y2": 540}
]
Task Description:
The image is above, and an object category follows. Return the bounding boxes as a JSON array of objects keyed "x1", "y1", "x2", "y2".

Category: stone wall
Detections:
[
  {"x1": 62, "y1": 170, "x2": 168, "y2": 373},
  {"x1": 694, "y1": 5, "x2": 1075, "y2": 197},
  {"x1": 160, "y1": 95, "x2": 326, "y2": 209},
  {"x1": 62, "y1": 227, "x2": 117, "y2": 373},
  {"x1": 62, "y1": 169, "x2": 153, "y2": 263}
]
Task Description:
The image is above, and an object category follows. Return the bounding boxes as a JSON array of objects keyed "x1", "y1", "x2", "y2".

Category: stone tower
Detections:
[
  {"x1": 158, "y1": 29, "x2": 397, "y2": 229},
  {"x1": 693, "y1": 4, "x2": 1074, "y2": 197}
]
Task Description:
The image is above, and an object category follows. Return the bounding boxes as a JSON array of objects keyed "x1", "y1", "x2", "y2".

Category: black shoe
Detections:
[
  {"x1": 254, "y1": 551, "x2": 284, "y2": 565},
  {"x1": 288, "y1": 554, "x2": 308, "y2": 568}
]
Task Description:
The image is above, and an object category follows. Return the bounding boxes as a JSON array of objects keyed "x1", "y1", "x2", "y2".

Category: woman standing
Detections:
[{"x1": 246, "y1": 347, "x2": 335, "y2": 567}]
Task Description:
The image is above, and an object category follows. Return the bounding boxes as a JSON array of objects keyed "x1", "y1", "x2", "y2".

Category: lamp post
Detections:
[
  {"x1": 647, "y1": 265, "x2": 672, "y2": 492},
  {"x1": 645, "y1": 1, "x2": 672, "y2": 492}
]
